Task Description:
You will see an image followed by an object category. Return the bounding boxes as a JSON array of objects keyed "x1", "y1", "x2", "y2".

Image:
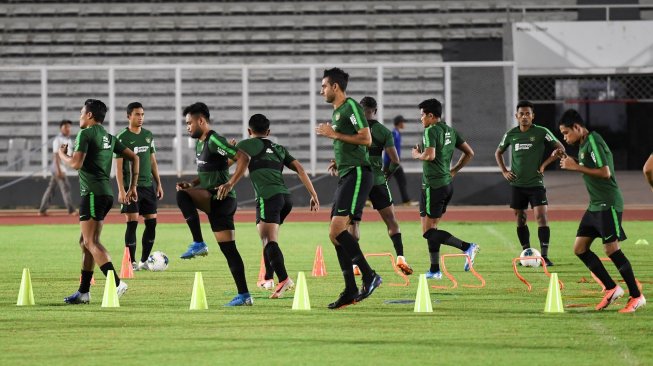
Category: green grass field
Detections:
[{"x1": 1, "y1": 221, "x2": 651, "y2": 366}]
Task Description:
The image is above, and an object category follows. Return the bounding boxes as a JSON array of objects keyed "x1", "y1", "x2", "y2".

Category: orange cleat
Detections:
[
  {"x1": 596, "y1": 285, "x2": 624, "y2": 311},
  {"x1": 396, "y1": 256, "x2": 413, "y2": 275},
  {"x1": 618, "y1": 295, "x2": 646, "y2": 313},
  {"x1": 269, "y1": 277, "x2": 295, "y2": 299}
]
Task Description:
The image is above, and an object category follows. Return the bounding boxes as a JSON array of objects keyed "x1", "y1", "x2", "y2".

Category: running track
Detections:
[{"x1": 1, "y1": 206, "x2": 651, "y2": 225}]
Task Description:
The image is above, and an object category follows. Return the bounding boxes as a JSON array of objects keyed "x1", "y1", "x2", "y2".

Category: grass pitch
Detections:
[{"x1": 1, "y1": 221, "x2": 651, "y2": 365}]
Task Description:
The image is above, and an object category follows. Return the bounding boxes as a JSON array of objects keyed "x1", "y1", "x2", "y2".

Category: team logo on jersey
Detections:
[
  {"x1": 530, "y1": 136, "x2": 535, "y2": 142},
  {"x1": 134, "y1": 146, "x2": 149, "y2": 154},
  {"x1": 445, "y1": 132, "x2": 452, "y2": 145},
  {"x1": 334, "y1": 112, "x2": 340, "y2": 120},
  {"x1": 266, "y1": 148, "x2": 273, "y2": 154},
  {"x1": 145, "y1": 137, "x2": 151, "y2": 144},
  {"x1": 544, "y1": 134, "x2": 552, "y2": 142},
  {"x1": 350, "y1": 115, "x2": 357, "y2": 126},
  {"x1": 102, "y1": 136, "x2": 111, "y2": 149},
  {"x1": 216, "y1": 148, "x2": 227, "y2": 156}
]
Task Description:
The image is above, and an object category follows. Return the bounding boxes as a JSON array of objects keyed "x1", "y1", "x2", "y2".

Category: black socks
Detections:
[
  {"x1": 79, "y1": 270, "x2": 93, "y2": 293},
  {"x1": 609, "y1": 250, "x2": 641, "y2": 298},
  {"x1": 577, "y1": 250, "x2": 616, "y2": 290},
  {"x1": 141, "y1": 218, "x2": 156, "y2": 262},
  {"x1": 517, "y1": 225, "x2": 530, "y2": 250},
  {"x1": 218, "y1": 241, "x2": 249, "y2": 294},
  {"x1": 334, "y1": 245, "x2": 357, "y2": 294},
  {"x1": 538, "y1": 226, "x2": 550, "y2": 257},
  {"x1": 264, "y1": 241, "x2": 288, "y2": 282},
  {"x1": 390, "y1": 233, "x2": 404, "y2": 257},
  {"x1": 177, "y1": 190, "x2": 203, "y2": 243},
  {"x1": 125, "y1": 220, "x2": 138, "y2": 262},
  {"x1": 336, "y1": 231, "x2": 374, "y2": 281}
]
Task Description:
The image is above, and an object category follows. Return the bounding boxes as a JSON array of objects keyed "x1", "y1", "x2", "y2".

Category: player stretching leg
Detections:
[
  {"x1": 176, "y1": 102, "x2": 253, "y2": 306},
  {"x1": 316, "y1": 68, "x2": 382, "y2": 309},
  {"x1": 62, "y1": 99, "x2": 139, "y2": 304},
  {"x1": 412, "y1": 99, "x2": 479, "y2": 280},
  {"x1": 115, "y1": 102, "x2": 163, "y2": 271},
  {"x1": 559, "y1": 109, "x2": 645, "y2": 313}
]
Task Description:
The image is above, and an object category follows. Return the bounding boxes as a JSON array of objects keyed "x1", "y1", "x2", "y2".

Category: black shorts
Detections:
[
  {"x1": 510, "y1": 186, "x2": 548, "y2": 210},
  {"x1": 120, "y1": 185, "x2": 158, "y2": 215},
  {"x1": 420, "y1": 183, "x2": 453, "y2": 219},
  {"x1": 577, "y1": 208, "x2": 627, "y2": 244},
  {"x1": 207, "y1": 193, "x2": 237, "y2": 232},
  {"x1": 256, "y1": 193, "x2": 293, "y2": 225},
  {"x1": 369, "y1": 182, "x2": 393, "y2": 210},
  {"x1": 331, "y1": 167, "x2": 373, "y2": 221},
  {"x1": 79, "y1": 193, "x2": 113, "y2": 221}
]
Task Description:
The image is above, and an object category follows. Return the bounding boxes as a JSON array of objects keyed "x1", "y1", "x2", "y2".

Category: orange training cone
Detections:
[
  {"x1": 120, "y1": 247, "x2": 134, "y2": 279},
  {"x1": 312, "y1": 245, "x2": 327, "y2": 277}
]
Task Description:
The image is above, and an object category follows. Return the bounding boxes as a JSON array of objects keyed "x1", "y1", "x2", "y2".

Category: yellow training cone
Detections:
[
  {"x1": 16, "y1": 268, "x2": 35, "y2": 306},
  {"x1": 414, "y1": 274, "x2": 433, "y2": 313},
  {"x1": 635, "y1": 239, "x2": 649, "y2": 245},
  {"x1": 291, "y1": 272, "x2": 311, "y2": 310},
  {"x1": 190, "y1": 272, "x2": 208, "y2": 310},
  {"x1": 544, "y1": 273, "x2": 564, "y2": 313},
  {"x1": 101, "y1": 270, "x2": 120, "y2": 308}
]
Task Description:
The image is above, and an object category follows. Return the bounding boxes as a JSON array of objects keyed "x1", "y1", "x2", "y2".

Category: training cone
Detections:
[
  {"x1": 291, "y1": 272, "x2": 311, "y2": 310},
  {"x1": 544, "y1": 273, "x2": 564, "y2": 313},
  {"x1": 635, "y1": 239, "x2": 650, "y2": 245},
  {"x1": 16, "y1": 268, "x2": 35, "y2": 306},
  {"x1": 258, "y1": 254, "x2": 266, "y2": 282},
  {"x1": 414, "y1": 274, "x2": 433, "y2": 313},
  {"x1": 101, "y1": 270, "x2": 120, "y2": 308},
  {"x1": 120, "y1": 247, "x2": 134, "y2": 279},
  {"x1": 190, "y1": 272, "x2": 208, "y2": 310},
  {"x1": 311, "y1": 245, "x2": 327, "y2": 277}
]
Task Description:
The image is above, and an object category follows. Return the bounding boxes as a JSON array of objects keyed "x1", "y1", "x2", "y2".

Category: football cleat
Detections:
[
  {"x1": 463, "y1": 243, "x2": 480, "y2": 271},
  {"x1": 257, "y1": 279, "x2": 275, "y2": 291},
  {"x1": 618, "y1": 295, "x2": 646, "y2": 313},
  {"x1": 596, "y1": 285, "x2": 624, "y2": 311},
  {"x1": 180, "y1": 241, "x2": 209, "y2": 259},
  {"x1": 425, "y1": 270, "x2": 442, "y2": 280},
  {"x1": 396, "y1": 256, "x2": 413, "y2": 275},
  {"x1": 327, "y1": 290, "x2": 358, "y2": 310},
  {"x1": 116, "y1": 281, "x2": 128, "y2": 298},
  {"x1": 355, "y1": 272, "x2": 383, "y2": 303},
  {"x1": 64, "y1": 291, "x2": 90, "y2": 304},
  {"x1": 225, "y1": 293, "x2": 253, "y2": 306},
  {"x1": 270, "y1": 278, "x2": 295, "y2": 299}
]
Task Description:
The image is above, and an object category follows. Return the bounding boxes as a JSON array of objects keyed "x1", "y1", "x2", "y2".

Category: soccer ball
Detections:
[
  {"x1": 147, "y1": 251, "x2": 169, "y2": 272},
  {"x1": 519, "y1": 248, "x2": 542, "y2": 267}
]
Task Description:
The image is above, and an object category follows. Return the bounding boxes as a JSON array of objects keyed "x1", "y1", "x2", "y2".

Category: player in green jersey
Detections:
[
  {"x1": 559, "y1": 109, "x2": 645, "y2": 313},
  {"x1": 412, "y1": 99, "x2": 478, "y2": 280},
  {"x1": 115, "y1": 102, "x2": 163, "y2": 271},
  {"x1": 176, "y1": 102, "x2": 253, "y2": 306},
  {"x1": 235, "y1": 113, "x2": 319, "y2": 299},
  {"x1": 316, "y1": 67, "x2": 382, "y2": 309},
  {"x1": 495, "y1": 100, "x2": 564, "y2": 266},
  {"x1": 644, "y1": 152, "x2": 653, "y2": 190},
  {"x1": 61, "y1": 99, "x2": 140, "y2": 304}
]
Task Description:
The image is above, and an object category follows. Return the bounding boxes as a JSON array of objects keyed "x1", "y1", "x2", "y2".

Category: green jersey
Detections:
[
  {"x1": 74, "y1": 124, "x2": 127, "y2": 197},
  {"x1": 498, "y1": 124, "x2": 559, "y2": 188},
  {"x1": 331, "y1": 97, "x2": 370, "y2": 177},
  {"x1": 368, "y1": 119, "x2": 395, "y2": 186},
  {"x1": 195, "y1": 130, "x2": 238, "y2": 198},
  {"x1": 579, "y1": 131, "x2": 623, "y2": 212},
  {"x1": 236, "y1": 137, "x2": 296, "y2": 199},
  {"x1": 422, "y1": 122, "x2": 464, "y2": 189},
  {"x1": 114, "y1": 127, "x2": 156, "y2": 188}
]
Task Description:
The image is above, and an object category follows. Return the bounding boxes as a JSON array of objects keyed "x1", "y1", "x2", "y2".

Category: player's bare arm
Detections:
[
  {"x1": 495, "y1": 147, "x2": 516, "y2": 182},
  {"x1": 412, "y1": 145, "x2": 435, "y2": 161},
  {"x1": 327, "y1": 159, "x2": 338, "y2": 176},
  {"x1": 115, "y1": 157, "x2": 127, "y2": 204},
  {"x1": 288, "y1": 160, "x2": 320, "y2": 212},
  {"x1": 316, "y1": 123, "x2": 372, "y2": 146},
  {"x1": 120, "y1": 147, "x2": 140, "y2": 203},
  {"x1": 538, "y1": 141, "x2": 566, "y2": 174},
  {"x1": 216, "y1": 149, "x2": 250, "y2": 200},
  {"x1": 150, "y1": 153, "x2": 164, "y2": 200},
  {"x1": 451, "y1": 142, "x2": 474, "y2": 177},
  {"x1": 559, "y1": 155, "x2": 611, "y2": 179},
  {"x1": 176, "y1": 177, "x2": 200, "y2": 191},
  {"x1": 643, "y1": 154, "x2": 653, "y2": 191},
  {"x1": 59, "y1": 144, "x2": 85, "y2": 170}
]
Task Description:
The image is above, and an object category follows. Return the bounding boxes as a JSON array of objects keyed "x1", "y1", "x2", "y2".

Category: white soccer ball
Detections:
[
  {"x1": 147, "y1": 251, "x2": 169, "y2": 271},
  {"x1": 519, "y1": 248, "x2": 542, "y2": 267}
]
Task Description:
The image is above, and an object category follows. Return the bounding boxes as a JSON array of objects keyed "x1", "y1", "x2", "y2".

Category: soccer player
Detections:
[
  {"x1": 235, "y1": 113, "x2": 320, "y2": 298},
  {"x1": 176, "y1": 102, "x2": 253, "y2": 306},
  {"x1": 115, "y1": 102, "x2": 163, "y2": 271},
  {"x1": 39, "y1": 119, "x2": 76, "y2": 216},
  {"x1": 357, "y1": 96, "x2": 412, "y2": 275},
  {"x1": 643, "y1": 153, "x2": 653, "y2": 191},
  {"x1": 495, "y1": 100, "x2": 564, "y2": 266},
  {"x1": 61, "y1": 99, "x2": 139, "y2": 304},
  {"x1": 384, "y1": 115, "x2": 414, "y2": 205},
  {"x1": 316, "y1": 67, "x2": 382, "y2": 309},
  {"x1": 412, "y1": 98, "x2": 478, "y2": 280},
  {"x1": 558, "y1": 109, "x2": 646, "y2": 313}
]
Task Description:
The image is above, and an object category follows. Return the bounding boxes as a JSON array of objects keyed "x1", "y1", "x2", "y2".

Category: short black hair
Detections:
[
  {"x1": 59, "y1": 119, "x2": 72, "y2": 128},
  {"x1": 84, "y1": 99, "x2": 107, "y2": 123},
  {"x1": 418, "y1": 98, "x2": 442, "y2": 118},
  {"x1": 516, "y1": 100, "x2": 535, "y2": 112},
  {"x1": 183, "y1": 102, "x2": 210, "y2": 121},
  {"x1": 393, "y1": 115, "x2": 405, "y2": 126},
  {"x1": 359, "y1": 96, "x2": 377, "y2": 110},
  {"x1": 559, "y1": 108, "x2": 585, "y2": 128},
  {"x1": 127, "y1": 102, "x2": 143, "y2": 116},
  {"x1": 249, "y1": 113, "x2": 270, "y2": 134},
  {"x1": 323, "y1": 67, "x2": 349, "y2": 92}
]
